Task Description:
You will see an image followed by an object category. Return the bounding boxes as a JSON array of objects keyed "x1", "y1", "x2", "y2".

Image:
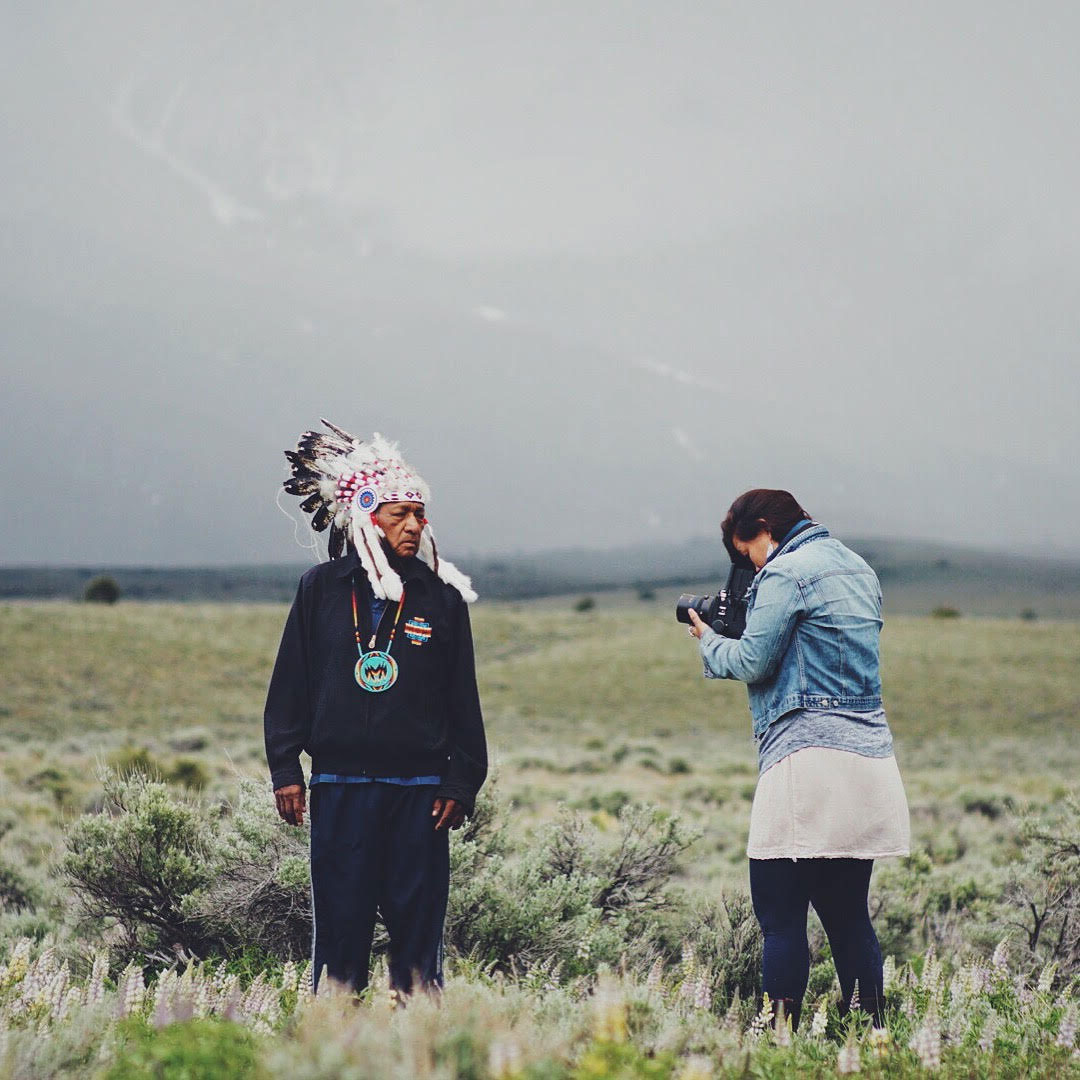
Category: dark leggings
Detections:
[{"x1": 749, "y1": 858, "x2": 883, "y2": 1010}]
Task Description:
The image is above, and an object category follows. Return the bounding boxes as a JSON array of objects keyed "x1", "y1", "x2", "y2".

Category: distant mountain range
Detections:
[{"x1": 4, "y1": 536, "x2": 1079, "y2": 619}]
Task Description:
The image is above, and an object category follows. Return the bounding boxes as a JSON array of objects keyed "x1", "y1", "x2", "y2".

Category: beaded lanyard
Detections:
[{"x1": 351, "y1": 579, "x2": 406, "y2": 693}]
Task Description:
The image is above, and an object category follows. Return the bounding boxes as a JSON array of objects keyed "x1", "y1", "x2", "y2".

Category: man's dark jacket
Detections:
[{"x1": 264, "y1": 550, "x2": 487, "y2": 814}]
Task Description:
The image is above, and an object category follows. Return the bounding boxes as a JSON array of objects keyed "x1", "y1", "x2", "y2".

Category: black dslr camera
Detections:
[{"x1": 675, "y1": 561, "x2": 756, "y2": 639}]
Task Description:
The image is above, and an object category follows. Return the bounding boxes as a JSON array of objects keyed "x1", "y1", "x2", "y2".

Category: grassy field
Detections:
[
  {"x1": 1, "y1": 597, "x2": 1078, "y2": 1076},
  {"x1": 3, "y1": 597, "x2": 1077, "y2": 862}
]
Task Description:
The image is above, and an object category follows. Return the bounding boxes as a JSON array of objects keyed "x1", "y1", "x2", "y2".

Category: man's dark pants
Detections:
[{"x1": 310, "y1": 782, "x2": 450, "y2": 995}]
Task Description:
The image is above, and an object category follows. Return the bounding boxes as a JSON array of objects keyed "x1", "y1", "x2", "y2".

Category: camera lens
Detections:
[{"x1": 675, "y1": 593, "x2": 710, "y2": 625}]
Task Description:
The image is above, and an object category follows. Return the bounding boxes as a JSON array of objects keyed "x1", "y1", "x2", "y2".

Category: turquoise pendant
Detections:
[{"x1": 355, "y1": 651, "x2": 399, "y2": 693}]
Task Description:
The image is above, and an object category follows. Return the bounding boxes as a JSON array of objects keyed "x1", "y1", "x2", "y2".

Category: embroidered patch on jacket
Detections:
[{"x1": 404, "y1": 617, "x2": 433, "y2": 645}]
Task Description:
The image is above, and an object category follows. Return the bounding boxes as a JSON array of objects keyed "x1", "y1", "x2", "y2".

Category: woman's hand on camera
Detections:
[{"x1": 687, "y1": 608, "x2": 708, "y2": 640}]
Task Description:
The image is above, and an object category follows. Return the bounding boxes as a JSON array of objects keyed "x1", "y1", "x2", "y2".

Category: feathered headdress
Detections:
[{"x1": 283, "y1": 419, "x2": 477, "y2": 603}]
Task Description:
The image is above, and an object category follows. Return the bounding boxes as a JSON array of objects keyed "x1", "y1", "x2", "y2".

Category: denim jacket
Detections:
[{"x1": 699, "y1": 524, "x2": 883, "y2": 737}]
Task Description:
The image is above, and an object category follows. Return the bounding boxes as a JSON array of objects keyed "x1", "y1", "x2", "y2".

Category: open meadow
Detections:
[{"x1": 1, "y1": 596, "x2": 1079, "y2": 1076}]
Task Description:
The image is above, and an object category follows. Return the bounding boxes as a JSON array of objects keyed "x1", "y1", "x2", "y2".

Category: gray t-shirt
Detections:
[{"x1": 756, "y1": 707, "x2": 894, "y2": 774}]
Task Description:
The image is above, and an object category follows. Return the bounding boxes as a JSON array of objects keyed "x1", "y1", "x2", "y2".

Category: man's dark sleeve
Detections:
[
  {"x1": 264, "y1": 579, "x2": 311, "y2": 791},
  {"x1": 437, "y1": 601, "x2": 487, "y2": 816}
]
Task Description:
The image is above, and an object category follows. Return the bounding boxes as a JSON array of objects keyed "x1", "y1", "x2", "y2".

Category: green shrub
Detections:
[
  {"x1": 0, "y1": 859, "x2": 40, "y2": 912},
  {"x1": 108, "y1": 746, "x2": 165, "y2": 778},
  {"x1": 167, "y1": 757, "x2": 209, "y2": 790},
  {"x1": 103, "y1": 1018, "x2": 259, "y2": 1079},
  {"x1": 62, "y1": 771, "x2": 213, "y2": 962},
  {"x1": 446, "y1": 798, "x2": 699, "y2": 981},
  {"x1": 1005, "y1": 794, "x2": 1080, "y2": 976},
  {"x1": 574, "y1": 596, "x2": 596, "y2": 612},
  {"x1": 62, "y1": 771, "x2": 313, "y2": 966},
  {"x1": 190, "y1": 777, "x2": 312, "y2": 961},
  {"x1": 83, "y1": 575, "x2": 120, "y2": 604},
  {"x1": 931, "y1": 605, "x2": 961, "y2": 618},
  {"x1": 27, "y1": 765, "x2": 75, "y2": 807}
]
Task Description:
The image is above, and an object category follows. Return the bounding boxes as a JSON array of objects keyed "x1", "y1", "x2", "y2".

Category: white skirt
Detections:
[{"x1": 746, "y1": 747, "x2": 910, "y2": 860}]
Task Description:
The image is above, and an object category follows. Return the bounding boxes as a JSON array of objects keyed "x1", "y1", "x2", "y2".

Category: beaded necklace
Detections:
[{"x1": 351, "y1": 578, "x2": 406, "y2": 693}]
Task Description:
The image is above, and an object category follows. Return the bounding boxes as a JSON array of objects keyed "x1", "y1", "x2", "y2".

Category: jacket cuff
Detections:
[
  {"x1": 270, "y1": 765, "x2": 306, "y2": 792},
  {"x1": 436, "y1": 785, "x2": 476, "y2": 817}
]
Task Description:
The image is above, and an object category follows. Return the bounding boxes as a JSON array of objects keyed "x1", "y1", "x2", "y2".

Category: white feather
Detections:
[
  {"x1": 352, "y1": 516, "x2": 403, "y2": 601},
  {"x1": 420, "y1": 523, "x2": 477, "y2": 602},
  {"x1": 436, "y1": 557, "x2": 478, "y2": 603}
]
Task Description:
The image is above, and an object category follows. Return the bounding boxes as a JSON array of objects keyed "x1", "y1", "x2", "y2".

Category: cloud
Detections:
[
  {"x1": 672, "y1": 426, "x2": 705, "y2": 462},
  {"x1": 634, "y1": 358, "x2": 722, "y2": 393},
  {"x1": 110, "y1": 82, "x2": 263, "y2": 228}
]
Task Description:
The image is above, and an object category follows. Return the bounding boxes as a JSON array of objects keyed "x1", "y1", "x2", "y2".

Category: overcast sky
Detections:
[{"x1": 1, "y1": 2, "x2": 1078, "y2": 565}]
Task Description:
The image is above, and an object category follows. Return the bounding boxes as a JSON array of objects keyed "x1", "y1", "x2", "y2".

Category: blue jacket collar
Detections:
[{"x1": 765, "y1": 521, "x2": 828, "y2": 566}]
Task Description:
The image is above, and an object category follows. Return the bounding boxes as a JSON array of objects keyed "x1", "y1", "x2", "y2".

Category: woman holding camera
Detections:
[{"x1": 686, "y1": 489, "x2": 909, "y2": 1031}]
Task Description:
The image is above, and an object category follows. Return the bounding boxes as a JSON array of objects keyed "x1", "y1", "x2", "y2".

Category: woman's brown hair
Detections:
[{"x1": 721, "y1": 489, "x2": 811, "y2": 562}]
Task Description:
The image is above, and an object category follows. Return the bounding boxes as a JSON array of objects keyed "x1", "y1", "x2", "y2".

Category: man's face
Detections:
[{"x1": 373, "y1": 501, "x2": 426, "y2": 558}]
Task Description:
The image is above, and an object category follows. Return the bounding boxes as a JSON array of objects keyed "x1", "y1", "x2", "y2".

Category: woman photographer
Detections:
[{"x1": 686, "y1": 489, "x2": 909, "y2": 1032}]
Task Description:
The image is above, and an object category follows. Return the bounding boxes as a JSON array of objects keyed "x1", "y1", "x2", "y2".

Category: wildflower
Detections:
[
  {"x1": 86, "y1": 952, "x2": 108, "y2": 1008},
  {"x1": 945, "y1": 1004, "x2": 969, "y2": 1045},
  {"x1": 44, "y1": 963, "x2": 71, "y2": 1022},
  {"x1": 576, "y1": 934, "x2": 592, "y2": 964},
  {"x1": 194, "y1": 977, "x2": 212, "y2": 1019},
  {"x1": 772, "y1": 1003, "x2": 792, "y2": 1048},
  {"x1": 118, "y1": 965, "x2": 145, "y2": 1018},
  {"x1": 645, "y1": 957, "x2": 664, "y2": 995},
  {"x1": 488, "y1": 1037, "x2": 524, "y2": 1078},
  {"x1": 910, "y1": 1011, "x2": 942, "y2": 1070},
  {"x1": 692, "y1": 973, "x2": 712, "y2": 1012},
  {"x1": 676, "y1": 1056, "x2": 714, "y2": 1080},
  {"x1": 836, "y1": 1034, "x2": 860, "y2": 1074},
  {"x1": 1, "y1": 939, "x2": 32, "y2": 987},
  {"x1": 1057, "y1": 1005, "x2": 1078, "y2": 1050},
  {"x1": 809, "y1": 997, "x2": 828, "y2": 1039},
  {"x1": 281, "y1": 960, "x2": 300, "y2": 995},
  {"x1": 593, "y1": 985, "x2": 628, "y2": 1043},
  {"x1": 977, "y1": 1012, "x2": 997, "y2": 1053},
  {"x1": 681, "y1": 943, "x2": 697, "y2": 984},
  {"x1": 1037, "y1": 961, "x2": 1057, "y2": 995},
  {"x1": 57, "y1": 986, "x2": 82, "y2": 1023},
  {"x1": 849, "y1": 980, "x2": 861, "y2": 1013},
  {"x1": 749, "y1": 994, "x2": 771, "y2": 1040},
  {"x1": 296, "y1": 961, "x2": 314, "y2": 1005},
  {"x1": 721, "y1": 991, "x2": 741, "y2": 1036},
  {"x1": 990, "y1": 939, "x2": 1009, "y2": 980},
  {"x1": 920, "y1": 951, "x2": 938, "y2": 991},
  {"x1": 868, "y1": 1026, "x2": 890, "y2": 1060},
  {"x1": 217, "y1": 973, "x2": 240, "y2": 1015},
  {"x1": 882, "y1": 956, "x2": 896, "y2": 993}
]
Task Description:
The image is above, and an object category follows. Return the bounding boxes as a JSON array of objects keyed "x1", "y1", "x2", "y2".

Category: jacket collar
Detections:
[{"x1": 771, "y1": 521, "x2": 829, "y2": 562}]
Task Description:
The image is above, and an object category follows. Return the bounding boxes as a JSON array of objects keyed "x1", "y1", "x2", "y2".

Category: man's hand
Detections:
[
  {"x1": 275, "y1": 784, "x2": 306, "y2": 826},
  {"x1": 687, "y1": 608, "x2": 709, "y2": 641},
  {"x1": 432, "y1": 797, "x2": 465, "y2": 831}
]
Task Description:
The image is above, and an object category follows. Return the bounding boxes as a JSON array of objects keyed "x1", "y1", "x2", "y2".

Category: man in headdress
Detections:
[{"x1": 265, "y1": 421, "x2": 487, "y2": 995}]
